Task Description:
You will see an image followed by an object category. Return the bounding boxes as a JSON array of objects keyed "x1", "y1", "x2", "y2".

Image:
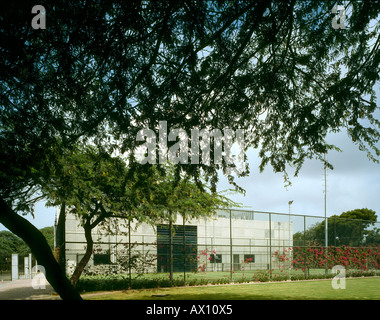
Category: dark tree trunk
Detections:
[
  {"x1": 0, "y1": 197, "x2": 82, "y2": 300},
  {"x1": 70, "y1": 220, "x2": 93, "y2": 288},
  {"x1": 70, "y1": 204, "x2": 110, "y2": 288}
]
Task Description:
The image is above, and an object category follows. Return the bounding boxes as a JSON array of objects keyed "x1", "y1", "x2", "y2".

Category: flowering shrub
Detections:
[
  {"x1": 291, "y1": 245, "x2": 380, "y2": 273},
  {"x1": 272, "y1": 247, "x2": 293, "y2": 273},
  {"x1": 76, "y1": 244, "x2": 380, "y2": 292},
  {"x1": 196, "y1": 248, "x2": 216, "y2": 273}
]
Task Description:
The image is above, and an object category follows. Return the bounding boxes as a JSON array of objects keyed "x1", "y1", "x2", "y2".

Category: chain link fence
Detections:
[{"x1": 63, "y1": 209, "x2": 380, "y2": 283}]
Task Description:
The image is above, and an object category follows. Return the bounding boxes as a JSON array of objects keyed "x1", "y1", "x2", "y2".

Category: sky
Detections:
[{"x1": 217, "y1": 126, "x2": 380, "y2": 218}]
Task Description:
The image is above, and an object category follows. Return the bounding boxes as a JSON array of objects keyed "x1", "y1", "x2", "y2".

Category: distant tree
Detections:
[
  {"x1": 0, "y1": 231, "x2": 29, "y2": 270},
  {"x1": 364, "y1": 228, "x2": 380, "y2": 246},
  {"x1": 339, "y1": 208, "x2": 377, "y2": 222},
  {"x1": 330, "y1": 209, "x2": 377, "y2": 246},
  {"x1": 294, "y1": 208, "x2": 378, "y2": 246},
  {"x1": 0, "y1": 227, "x2": 54, "y2": 270},
  {"x1": 39, "y1": 226, "x2": 55, "y2": 252}
]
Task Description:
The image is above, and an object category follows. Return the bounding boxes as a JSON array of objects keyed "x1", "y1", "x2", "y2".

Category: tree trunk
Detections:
[
  {"x1": 55, "y1": 202, "x2": 66, "y2": 274},
  {"x1": 70, "y1": 219, "x2": 93, "y2": 288},
  {"x1": 0, "y1": 197, "x2": 82, "y2": 300},
  {"x1": 69, "y1": 204, "x2": 110, "y2": 288}
]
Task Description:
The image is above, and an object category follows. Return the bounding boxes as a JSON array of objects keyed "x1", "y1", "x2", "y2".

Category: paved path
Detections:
[{"x1": 0, "y1": 279, "x2": 60, "y2": 300}]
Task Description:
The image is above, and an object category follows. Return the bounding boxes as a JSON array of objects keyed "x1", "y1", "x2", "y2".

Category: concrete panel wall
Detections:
[{"x1": 61, "y1": 210, "x2": 292, "y2": 275}]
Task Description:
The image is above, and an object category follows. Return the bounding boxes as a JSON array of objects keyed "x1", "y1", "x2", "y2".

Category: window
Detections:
[
  {"x1": 94, "y1": 253, "x2": 111, "y2": 265},
  {"x1": 210, "y1": 254, "x2": 222, "y2": 263},
  {"x1": 157, "y1": 224, "x2": 197, "y2": 272},
  {"x1": 244, "y1": 254, "x2": 255, "y2": 263}
]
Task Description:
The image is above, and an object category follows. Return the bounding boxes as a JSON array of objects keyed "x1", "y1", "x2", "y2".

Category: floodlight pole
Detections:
[
  {"x1": 324, "y1": 153, "x2": 328, "y2": 275},
  {"x1": 288, "y1": 201, "x2": 293, "y2": 250},
  {"x1": 288, "y1": 201, "x2": 293, "y2": 280},
  {"x1": 324, "y1": 153, "x2": 328, "y2": 248}
]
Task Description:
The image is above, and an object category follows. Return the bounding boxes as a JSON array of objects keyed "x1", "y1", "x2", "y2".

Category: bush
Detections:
[{"x1": 76, "y1": 269, "x2": 380, "y2": 293}]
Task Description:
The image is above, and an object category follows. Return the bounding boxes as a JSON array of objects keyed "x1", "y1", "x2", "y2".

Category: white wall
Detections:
[{"x1": 62, "y1": 210, "x2": 292, "y2": 275}]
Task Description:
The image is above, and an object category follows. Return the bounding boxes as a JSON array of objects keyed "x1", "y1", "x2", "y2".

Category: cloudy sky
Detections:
[{"x1": 218, "y1": 125, "x2": 380, "y2": 218}]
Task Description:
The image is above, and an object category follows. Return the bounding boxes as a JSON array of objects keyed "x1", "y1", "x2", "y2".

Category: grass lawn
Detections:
[{"x1": 83, "y1": 277, "x2": 380, "y2": 300}]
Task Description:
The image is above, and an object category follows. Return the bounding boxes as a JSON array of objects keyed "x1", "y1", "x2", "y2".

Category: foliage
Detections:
[
  {"x1": 291, "y1": 245, "x2": 380, "y2": 273},
  {"x1": 83, "y1": 242, "x2": 157, "y2": 278},
  {"x1": 39, "y1": 226, "x2": 55, "y2": 251},
  {"x1": 0, "y1": 227, "x2": 54, "y2": 270},
  {"x1": 75, "y1": 265, "x2": 380, "y2": 293},
  {"x1": 0, "y1": 231, "x2": 29, "y2": 270},
  {"x1": 293, "y1": 208, "x2": 379, "y2": 246},
  {"x1": 2, "y1": 1, "x2": 380, "y2": 206}
]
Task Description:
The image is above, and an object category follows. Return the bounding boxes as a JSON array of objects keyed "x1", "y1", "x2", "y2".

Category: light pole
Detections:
[
  {"x1": 288, "y1": 201, "x2": 293, "y2": 248},
  {"x1": 324, "y1": 152, "x2": 328, "y2": 275},
  {"x1": 288, "y1": 201, "x2": 293, "y2": 279}
]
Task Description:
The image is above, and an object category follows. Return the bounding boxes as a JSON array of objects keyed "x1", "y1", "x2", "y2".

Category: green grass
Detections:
[{"x1": 83, "y1": 276, "x2": 380, "y2": 300}]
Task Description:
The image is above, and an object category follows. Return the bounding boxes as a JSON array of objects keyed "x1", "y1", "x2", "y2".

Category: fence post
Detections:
[
  {"x1": 230, "y1": 209, "x2": 232, "y2": 282},
  {"x1": 183, "y1": 215, "x2": 186, "y2": 282},
  {"x1": 303, "y1": 216, "x2": 307, "y2": 279},
  {"x1": 128, "y1": 219, "x2": 131, "y2": 287},
  {"x1": 169, "y1": 213, "x2": 173, "y2": 282},
  {"x1": 269, "y1": 212, "x2": 272, "y2": 279}
]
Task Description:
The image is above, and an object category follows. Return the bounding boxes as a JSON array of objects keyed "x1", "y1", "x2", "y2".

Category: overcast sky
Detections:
[{"x1": 218, "y1": 125, "x2": 380, "y2": 218}]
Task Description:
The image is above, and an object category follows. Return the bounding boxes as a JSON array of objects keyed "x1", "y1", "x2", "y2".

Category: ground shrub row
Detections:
[{"x1": 76, "y1": 270, "x2": 380, "y2": 292}]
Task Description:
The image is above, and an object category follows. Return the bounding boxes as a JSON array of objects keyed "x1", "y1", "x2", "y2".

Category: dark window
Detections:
[
  {"x1": 244, "y1": 254, "x2": 255, "y2": 263},
  {"x1": 157, "y1": 224, "x2": 197, "y2": 272},
  {"x1": 210, "y1": 254, "x2": 222, "y2": 263},
  {"x1": 94, "y1": 254, "x2": 111, "y2": 265}
]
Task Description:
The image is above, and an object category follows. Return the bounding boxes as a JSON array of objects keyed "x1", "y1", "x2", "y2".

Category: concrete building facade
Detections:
[{"x1": 58, "y1": 209, "x2": 293, "y2": 275}]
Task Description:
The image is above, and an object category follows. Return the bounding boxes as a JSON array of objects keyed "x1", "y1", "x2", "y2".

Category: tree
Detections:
[
  {"x1": 329, "y1": 209, "x2": 377, "y2": 246},
  {"x1": 294, "y1": 208, "x2": 378, "y2": 246},
  {"x1": 39, "y1": 226, "x2": 55, "y2": 251},
  {"x1": 0, "y1": 227, "x2": 54, "y2": 271},
  {"x1": 364, "y1": 228, "x2": 380, "y2": 246},
  {"x1": 134, "y1": 165, "x2": 238, "y2": 280},
  {"x1": 0, "y1": 231, "x2": 29, "y2": 270},
  {"x1": 1, "y1": 1, "x2": 379, "y2": 299},
  {"x1": 43, "y1": 145, "x2": 235, "y2": 287},
  {"x1": 42, "y1": 145, "x2": 129, "y2": 287}
]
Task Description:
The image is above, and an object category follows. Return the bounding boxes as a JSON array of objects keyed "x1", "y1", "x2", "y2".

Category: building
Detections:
[{"x1": 57, "y1": 209, "x2": 293, "y2": 275}]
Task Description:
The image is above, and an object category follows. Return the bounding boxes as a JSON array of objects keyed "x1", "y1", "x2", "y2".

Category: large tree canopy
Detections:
[
  {"x1": 0, "y1": 0, "x2": 379, "y2": 299},
  {"x1": 2, "y1": 0, "x2": 380, "y2": 199}
]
